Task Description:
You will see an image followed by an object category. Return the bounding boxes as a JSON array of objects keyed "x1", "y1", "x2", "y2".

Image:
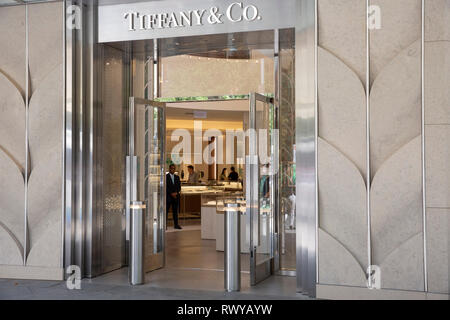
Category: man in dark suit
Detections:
[
  {"x1": 228, "y1": 166, "x2": 239, "y2": 182},
  {"x1": 166, "y1": 164, "x2": 182, "y2": 230}
]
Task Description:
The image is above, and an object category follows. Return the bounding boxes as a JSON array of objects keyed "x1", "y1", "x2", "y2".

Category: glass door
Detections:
[
  {"x1": 246, "y1": 93, "x2": 278, "y2": 285},
  {"x1": 126, "y1": 97, "x2": 166, "y2": 273}
]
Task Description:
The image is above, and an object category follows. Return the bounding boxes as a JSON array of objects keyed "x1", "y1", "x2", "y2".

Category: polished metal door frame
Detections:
[
  {"x1": 295, "y1": 0, "x2": 318, "y2": 298},
  {"x1": 126, "y1": 97, "x2": 166, "y2": 273},
  {"x1": 247, "y1": 93, "x2": 277, "y2": 286}
]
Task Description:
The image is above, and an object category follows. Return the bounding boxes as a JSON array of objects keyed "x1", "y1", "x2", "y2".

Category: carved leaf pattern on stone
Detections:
[
  {"x1": 318, "y1": 47, "x2": 367, "y2": 177},
  {"x1": 28, "y1": 65, "x2": 63, "y2": 170},
  {"x1": 0, "y1": 2, "x2": 63, "y2": 268},
  {"x1": 0, "y1": 72, "x2": 26, "y2": 174},
  {"x1": 369, "y1": 48, "x2": 424, "y2": 289},
  {"x1": 318, "y1": 138, "x2": 367, "y2": 270},
  {"x1": 0, "y1": 6, "x2": 26, "y2": 99},
  {"x1": 368, "y1": 0, "x2": 424, "y2": 286},
  {"x1": 0, "y1": 148, "x2": 25, "y2": 264},
  {"x1": 370, "y1": 40, "x2": 422, "y2": 178},
  {"x1": 0, "y1": 60, "x2": 26, "y2": 265},
  {"x1": 379, "y1": 233, "x2": 425, "y2": 291},
  {"x1": 318, "y1": 228, "x2": 367, "y2": 287},
  {"x1": 25, "y1": 2, "x2": 63, "y2": 267},
  {"x1": 318, "y1": 46, "x2": 368, "y2": 286},
  {"x1": 318, "y1": 37, "x2": 423, "y2": 290},
  {"x1": 371, "y1": 136, "x2": 423, "y2": 265},
  {"x1": 370, "y1": 136, "x2": 424, "y2": 292},
  {"x1": 369, "y1": 0, "x2": 422, "y2": 82},
  {"x1": 317, "y1": 1, "x2": 371, "y2": 287}
]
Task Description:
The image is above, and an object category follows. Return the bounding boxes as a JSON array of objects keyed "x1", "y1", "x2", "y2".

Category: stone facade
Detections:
[
  {"x1": 0, "y1": 2, "x2": 63, "y2": 279},
  {"x1": 318, "y1": 0, "x2": 449, "y2": 295},
  {"x1": 425, "y1": 0, "x2": 450, "y2": 295},
  {"x1": 0, "y1": 0, "x2": 448, "y2": 295}
]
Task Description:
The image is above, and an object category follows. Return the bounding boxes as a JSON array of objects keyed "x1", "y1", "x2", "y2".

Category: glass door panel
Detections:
[
  {"x1": 127, "y1": 97, "x2": 166, "y2": 273},
  {"x1": 247, "y1": 93, "x2": 277, "y2": 285}
]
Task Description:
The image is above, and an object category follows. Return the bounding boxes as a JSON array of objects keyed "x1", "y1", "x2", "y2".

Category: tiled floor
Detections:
[
  {"x1": 165, "y1": 228, "x2": 251, "y2": 272},
  {"x1": 0, "y1": 228, "x2": 311, "y2": 300}
]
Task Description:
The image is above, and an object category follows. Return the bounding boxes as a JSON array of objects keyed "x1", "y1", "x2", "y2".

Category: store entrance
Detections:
[
  {"x1": 126, "y1": 94, "x2": 278, "y2": 286},
  {"x1": 98, "y1": 29, "x2": 296, "y2": 290}
]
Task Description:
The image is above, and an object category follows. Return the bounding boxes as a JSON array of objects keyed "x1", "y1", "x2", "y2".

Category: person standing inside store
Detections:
[
  {"x1": 220, "y1": 168, "x2": 227, "y2": 181},
  {"x1": 187, "y1": 165, "x2": 200, "y2": 184},
  {"x1": 166, "y1": 164, "x2": 182, "y2": 230},
  {"x1": 228, "y1": 166, "x2": 239, "y2": 182}
]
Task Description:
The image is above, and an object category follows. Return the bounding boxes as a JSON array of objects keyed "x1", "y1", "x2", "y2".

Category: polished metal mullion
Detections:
[
  {"x1": 366, "y1": 0, "x2": 373, "y2": 287},
  {"x1": 96, "y1": 12, "x2": 106, "y2": 277},
  {"x1": 248, "y1": 93, "x2": 256, "y2": 285},
  {"x1": 421, "y1": 0, "x2": 428, "y2": 293},
  {"x1": 61, "y1": 0, "x2": 66, "y2": 271},
  {"x1": 273, "y1": 29, "x2": 280, "y2": 272},
  {"x1": 161, "y1": 104, "x2": 166, "y2": 266},
  {"x1": 75, "y1": 0, "x2": 85, "y2": 274},
  {"x1": 84, "y1": 0, "x2": 97, "y2": 278},
  {"x1": 64, "y1": 0, "x2": 76, "y2": 271},
  {"x1": 295, "y1": 0, "x2": 317, "y2": 297},
  {"x1": 123, "y1": 42, "x2": 132, "y2": 268},
  {"x1": 24, "y1": 3, "x2": 29, "y2": 266},
  {"x1": 128, "y1": 99, "x2": 137, "y2": 253},
  {"x1": 129, "y1": 98, "x2": 135, "y2": 158},
  {"x1": 314, "y1": 0, "x2": 319, "y2": 285},
  {"x1": 153, "y1": 39, "x2": 159, "y2": 99}
]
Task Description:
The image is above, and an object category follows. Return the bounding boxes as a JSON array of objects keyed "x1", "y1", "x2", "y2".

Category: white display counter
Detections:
[
  {"x1": 200, "y1": 196, "x2": 271, "y2": 254},
  {"x1": 215, "y1": 211, "x2": 249, "y2": 253}
]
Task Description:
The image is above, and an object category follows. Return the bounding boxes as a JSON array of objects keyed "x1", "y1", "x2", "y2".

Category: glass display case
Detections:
[{"x1": 215, "y1": 194, "x2": 246, "y2": 213}]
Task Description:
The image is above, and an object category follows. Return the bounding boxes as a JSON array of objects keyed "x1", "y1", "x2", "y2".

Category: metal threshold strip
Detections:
[{"x1": 167, "y1": 267, "x2": 251, "y2": 274}]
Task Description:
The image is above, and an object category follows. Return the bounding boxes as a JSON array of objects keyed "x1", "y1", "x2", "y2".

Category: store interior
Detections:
[
  {"x1": 163, "y1": 102, "x2": 247, "y2": 271},
  {"x1": 162, "y1": 69, "x2": 260, "y2": 273}
]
